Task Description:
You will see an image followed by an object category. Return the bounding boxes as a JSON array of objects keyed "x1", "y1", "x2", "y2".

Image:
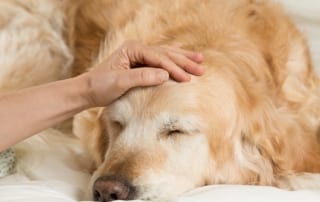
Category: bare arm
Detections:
[
  {"x1": 0, "y1": 40, "x2": 203, "y2": 151},
  {"x1": 0, "y1": 76, "x2": 88, "y2": 150}
]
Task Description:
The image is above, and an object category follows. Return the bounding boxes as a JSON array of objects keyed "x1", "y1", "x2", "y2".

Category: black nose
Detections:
[{"x1": 93, "y1": 176, "x2": 135, "y2": 202}]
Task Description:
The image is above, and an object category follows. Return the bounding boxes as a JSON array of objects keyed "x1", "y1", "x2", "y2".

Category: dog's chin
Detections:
[
  {"x1": 130, "y1": 180, "x2": 197, "y2": 201},
  {"x1": 126, "y1": 186, "x2": 176, "y2": 202}
]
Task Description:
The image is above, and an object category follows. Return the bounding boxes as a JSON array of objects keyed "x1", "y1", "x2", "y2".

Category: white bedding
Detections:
[{"x1": 1, "y1": 0, "x2": 320, "y2": 202}]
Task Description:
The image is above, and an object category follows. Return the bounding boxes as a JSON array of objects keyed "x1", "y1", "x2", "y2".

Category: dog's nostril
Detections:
[
  {"x1": 93, "y1": 176, "x2": 134, "y2": 201},
  {"x1": 94, "y1": 190, "x2": 101, "y2": 201},
  {"x1": 110, "y1": 193, "x2": 117, "y2": 200}
]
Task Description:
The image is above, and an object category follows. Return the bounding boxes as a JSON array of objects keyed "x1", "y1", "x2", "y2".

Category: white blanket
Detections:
[{"x1": 1, "y1": 0, "x2": 320, "y2": 202}]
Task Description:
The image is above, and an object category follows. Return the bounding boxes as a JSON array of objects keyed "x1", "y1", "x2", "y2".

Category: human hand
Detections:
[{"x1": 80, "y1": 40, "x2": 204, "y2": 107}]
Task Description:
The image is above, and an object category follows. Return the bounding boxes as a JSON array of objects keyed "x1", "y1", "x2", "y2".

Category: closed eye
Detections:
[
  {"x1": 110, "y1": 120, "x2": 124, "y2": 131},
  {"x1": 167, "y1": 129, "x2": 184, "y2": 136}
]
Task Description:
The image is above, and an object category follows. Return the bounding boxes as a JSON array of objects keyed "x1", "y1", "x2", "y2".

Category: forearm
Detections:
[{"x1": 0, "y1": 75, "x2": 90, "y2": 151}]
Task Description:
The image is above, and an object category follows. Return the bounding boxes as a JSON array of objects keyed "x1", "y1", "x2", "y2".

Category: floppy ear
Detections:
[
  {"x1": 234, "y1": 102, "x2": 281, "y2": 185},
  {"x1": 239, "y1": 98, "x2": 320, "y2": 186},
  {"x1": 73, "y1": 107, "x2": 108, "y2": 170}
]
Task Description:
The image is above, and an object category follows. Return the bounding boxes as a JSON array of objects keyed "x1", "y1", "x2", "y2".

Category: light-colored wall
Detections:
[{"x1": 277, "y1": 0, "x2": 320, "y2": 73}]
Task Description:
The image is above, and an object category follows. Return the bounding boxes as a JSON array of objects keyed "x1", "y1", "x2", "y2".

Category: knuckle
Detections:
[
  {"x1": 121, "y1": 40, "x2": 145, "y2": 62},
  {"x1": 139, "y1": 70, "x2": 152, "y2": 83},
  {"x1": 156, "y1": 59, "x2": 166, "y2": 69},
  {"x1": 166, "y1": 51, "x2": 176, "y2": 60},
  {"x1": 163, "y1": 50, "x2": 171, "y2": 58}
]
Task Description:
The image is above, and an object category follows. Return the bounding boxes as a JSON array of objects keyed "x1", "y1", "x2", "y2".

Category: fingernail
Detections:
[{"x1": 157, "y1": 71, "x2": 169, "y2": 82}]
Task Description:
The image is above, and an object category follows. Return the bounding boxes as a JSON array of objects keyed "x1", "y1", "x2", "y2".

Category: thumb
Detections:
[{"x1": 120, "y1": 68, "x2": 169, "y2": 89}]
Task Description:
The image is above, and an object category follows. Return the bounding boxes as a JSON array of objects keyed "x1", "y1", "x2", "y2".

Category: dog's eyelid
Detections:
[
  {"x1": 110, "y1": 119, "x2": 125, "y2": 128},
  {"x1": 115, "y1": 120, "x2": 123, "y2": 125},
  {"x1": 164, "y1": 125, "x2": 199, "y2": 136},
  {"x1": 167, "y1": 129, "x2": 185, "y2": 136}
]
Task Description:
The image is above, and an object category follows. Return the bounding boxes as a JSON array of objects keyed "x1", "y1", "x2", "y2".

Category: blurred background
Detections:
[{"x1": 278, "y1": 0, "x2": 320, "y2": 73}]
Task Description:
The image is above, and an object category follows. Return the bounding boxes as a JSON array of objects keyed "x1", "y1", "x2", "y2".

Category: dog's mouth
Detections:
[{"x1": 93, "y1": 175, "x2": 137, "y2": 202}]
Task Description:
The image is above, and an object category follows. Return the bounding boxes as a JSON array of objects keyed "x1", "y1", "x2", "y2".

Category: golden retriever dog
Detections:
[
  {"x1": 70, "y1": 0, "x2": 320, "y2": 201},
  {"x1": 1, "y1": 0, "x2": 318, "y2": 201}
]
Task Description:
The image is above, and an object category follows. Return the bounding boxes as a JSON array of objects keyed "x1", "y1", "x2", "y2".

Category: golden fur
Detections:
[
  {"x1": 73, "y1": 0, "x2": 320, "y2": 200},
  {"x1": 1, "y1": 0, "x2": 320, "y2": 201},
  {"x1": 72, "y1": 0, "x2": 320, "y2": 200},
  {"x1": 0, "y1": 0, "x2": 73, "y2": 92}
]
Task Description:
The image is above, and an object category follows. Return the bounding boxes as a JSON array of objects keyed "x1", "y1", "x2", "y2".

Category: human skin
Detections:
[{"x1": 0, "y1": 40, "x2": 204, "y2": 151}]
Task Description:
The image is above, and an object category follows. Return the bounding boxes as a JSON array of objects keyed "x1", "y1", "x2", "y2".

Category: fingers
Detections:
[
  {"x1": 123, "y1": 40, "x2": 204, "y2": 82},
  {"x1": 116, "y1": 68, "x2": 169, "y2": 90},
  {"x1": 139, "y1": 48, "x2": 192, "y2": 82},
  {"x1": 181, "y1": 51, "x2": 204, "y2": 64},
  {"x1": 166, "y1": 51, "x2": 204, "y2": 77},
  {"x1": 165, "y1": 44, "x2": 204, "y2": 63},
  {"x1": 158, "y1": 59, "x2": 191, "y2": 82},
  {"x1": 138, "y1": 46, "x2": 203, "y2": 82}
]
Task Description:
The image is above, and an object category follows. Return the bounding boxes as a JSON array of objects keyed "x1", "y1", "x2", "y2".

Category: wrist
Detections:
[
  {"x1": 72, "y1": 73, "x2": 95, "y2": 109},
  {"x1": 75, "y1": 72, "x2": 98, "y2": 108}
]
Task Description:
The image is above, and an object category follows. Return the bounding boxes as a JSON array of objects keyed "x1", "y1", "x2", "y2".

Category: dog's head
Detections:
[
  {"x1": 93, "y1": 79, "x2": 217, "y2": 200},
  {"x1": 74, "y1": 52, "x2": 288, "y2": 201}
]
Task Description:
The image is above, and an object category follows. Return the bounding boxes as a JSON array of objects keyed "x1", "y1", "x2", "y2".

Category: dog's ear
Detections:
[
  {"x1": 73, "y1": 107, "x2": 108, "y2": 170},
  {"x1": 240, "y1": 99, "x2": 320, "y2": 185},
  {"x1": 240, "y1": 107, "x2": 283, "y2": 183}
]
